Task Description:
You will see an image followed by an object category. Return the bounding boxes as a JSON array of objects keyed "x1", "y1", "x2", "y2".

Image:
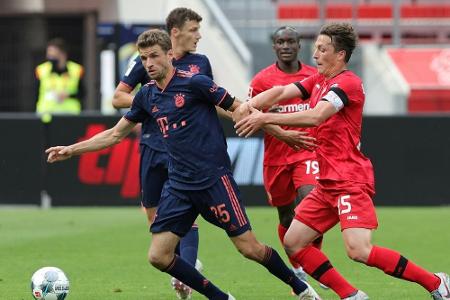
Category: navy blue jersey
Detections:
[
  {"x1": 121, "y1": 53, "x2": 213, "y2": 152},
  {"x1": 173, "y1": 53, "x2": 213, "y2": 80},
  {"x1": 125, "y1": 69, "x2": 234, "y2": 190}
]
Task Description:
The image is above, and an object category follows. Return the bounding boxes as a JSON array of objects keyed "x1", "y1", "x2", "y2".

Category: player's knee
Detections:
[
  {"x1": 345, "y1": 243, "x2": 371, "y2": 263},
  {"x1": 148, "y1": 249, "x2": 171, "y2": 270},
  {"x1": 237, "y1": 241, "x2": 265, "y2": 261},
  {"x1": 283, "y1": 236, "x2": 306, "y2": 256}
]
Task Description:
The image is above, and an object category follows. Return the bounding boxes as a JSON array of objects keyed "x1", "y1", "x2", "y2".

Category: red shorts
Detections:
[
  {"x1": 294, "y1": 180, "x2": 378, "y2": 233},
  {"x1": 263, "y1": 159, "x2": 319, "y2": 207}
]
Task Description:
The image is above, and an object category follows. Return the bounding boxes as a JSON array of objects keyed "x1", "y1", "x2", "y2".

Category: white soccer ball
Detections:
[{"x1": 31, "y1": 267, "x2": 70, "y2": 300}]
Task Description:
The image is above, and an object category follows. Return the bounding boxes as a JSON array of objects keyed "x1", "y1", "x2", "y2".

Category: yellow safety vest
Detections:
[{"x1": 35, "y1": 61, "x2": 83, "y2": 121}]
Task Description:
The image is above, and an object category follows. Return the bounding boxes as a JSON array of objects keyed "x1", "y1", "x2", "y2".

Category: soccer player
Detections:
[
  {"x1": 46, "y1": 29, "x2": 321, "y2": 300},
  {"x1": 112, "y1": 7, "x2": 212, "y2": 298},
  {"x1": 234, "y1": 22, "x2": 450, "y2": 300},
  {"x1": 249, "y1": 26, "x2": 322, "y2": 283}
]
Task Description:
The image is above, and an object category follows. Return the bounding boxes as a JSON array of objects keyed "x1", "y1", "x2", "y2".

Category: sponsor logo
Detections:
[
  {"x1": 189, "y1": 64, "x2": 200, "y2": 74},
  {"x1": 270, "y1": 103, "x2": 310, "y2": 113},
  {"x1": 77, "y1": 124, "x2": 140, "y2": 198},
  {"x1": 347, "y1": 215, "x2": 358, "y2": 220},
  {"x1": 174, "y1": 93, "x2": 185, "y2": 108}
]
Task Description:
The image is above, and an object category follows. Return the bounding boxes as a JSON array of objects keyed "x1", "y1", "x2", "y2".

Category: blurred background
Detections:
[{"x1": 0, "y1": 0, "x2": 449, "y2": 207}]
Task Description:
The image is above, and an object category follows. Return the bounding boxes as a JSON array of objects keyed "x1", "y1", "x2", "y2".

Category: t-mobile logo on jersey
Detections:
[{"x1": 77, "y1": 124, "x2": 140, "y2": 198}]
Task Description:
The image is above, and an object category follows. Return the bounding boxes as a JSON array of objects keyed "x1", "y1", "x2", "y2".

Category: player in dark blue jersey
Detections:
[
  {"x1": 46, "y1": 29, "x2": 320, "y2": 300},
  {"x1": 112, "y1": 7, "x2": 212, "y2": 298}
]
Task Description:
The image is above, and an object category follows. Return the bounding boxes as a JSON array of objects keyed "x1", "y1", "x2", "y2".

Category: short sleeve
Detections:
[
  {"x1": 121, "y1": 56, "x2": 150, "y2": 89},
  {"x1": 124, "y1": 87, "x2": 151, "y2": 123},
  {"x1": 203, "y1": 56, "x2": 214, "y2": 80},
  {"x1": 190, "y1": 74, "x2": 233, "y2": 109},
  {"x1": 295, "y1": 73, "x2": 320, "y2": 100}
]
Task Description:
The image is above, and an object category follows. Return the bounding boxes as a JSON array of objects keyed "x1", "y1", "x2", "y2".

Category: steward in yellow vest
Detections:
[{"x1": 35, "y1": 38, "x2": 84, "y2": 122}]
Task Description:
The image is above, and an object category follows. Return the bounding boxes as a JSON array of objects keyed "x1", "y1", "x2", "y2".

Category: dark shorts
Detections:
[
  {"x1": 140, "y1": 145, "x2": 168, "y2": 208},
  {"x1": 151, "y1": 172, "x2": 252, "y2": 237}
]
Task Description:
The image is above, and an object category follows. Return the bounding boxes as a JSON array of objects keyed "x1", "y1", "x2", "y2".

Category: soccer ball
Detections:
[{"x1": 31, "y1": 267, "x2": 70, "y2": 300}]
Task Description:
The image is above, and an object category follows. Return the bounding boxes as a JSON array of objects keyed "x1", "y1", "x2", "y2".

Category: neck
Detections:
[
  {"x1": 277, "y1": 60, "x2": 300, "y2": 74},
  {"x1": 171, "y1": 40, "x2": 187, "y2": 59},
  {"x1": 156, "y1": 66, "x2": 175, "y2": 87},
  {"x1": 325, "y1": 64, "x2": 347, "y2": 80}
]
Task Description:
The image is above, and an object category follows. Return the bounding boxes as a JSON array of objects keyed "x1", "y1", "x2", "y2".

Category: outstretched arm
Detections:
[
  {"x1": 236, "y1": 100, "x2": 337, "y2": 138},
  {"x1": 249, "y1": 83, "x2": 302, "y2": 110},
  {"x1": 46, "y1": 117, "x2": 136, "y2": 163}
]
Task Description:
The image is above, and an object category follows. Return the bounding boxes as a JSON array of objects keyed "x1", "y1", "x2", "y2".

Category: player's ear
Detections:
[
  {"x1": 171, "y1": 27, "x2": 179, "y2": 38},
  {"x1": 167, "y1": 49, "x2": 174, "y2": 59}
]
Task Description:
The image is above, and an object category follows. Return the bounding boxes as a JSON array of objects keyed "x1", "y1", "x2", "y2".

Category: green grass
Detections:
[{"x1": 0, "y1": 206, "x2": 449, "y2": 300}]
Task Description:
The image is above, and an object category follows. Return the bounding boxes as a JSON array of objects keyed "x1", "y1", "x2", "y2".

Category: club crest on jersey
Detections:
[
  {"x1": 174, "y1": 93, "x2": 185, "y2": 108},
  {"x1": 189, "y1": 64, "x2": 200, "y2": 74}
]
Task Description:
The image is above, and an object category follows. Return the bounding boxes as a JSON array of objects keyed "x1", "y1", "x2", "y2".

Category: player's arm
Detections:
[
  {"x1": 46, "y1": 117, "x2": 136, "y2": 163},
  {"x1": 236, "y1": 100, "x2": 337, "y2": 138},
  {"x1": 250, "y1": 83, "x2": 302, "y2": 110},
  {"x1": 112, "y1": 82, "x2": 134, "y2": 109},
  {"x1": 263, "y1": 125, "x2": 317, "y2": 151}
]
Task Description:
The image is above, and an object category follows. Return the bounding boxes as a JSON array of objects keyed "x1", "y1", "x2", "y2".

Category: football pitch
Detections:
[{"x1": 1, "y1": 206, "x2": 449, "y2": 300}]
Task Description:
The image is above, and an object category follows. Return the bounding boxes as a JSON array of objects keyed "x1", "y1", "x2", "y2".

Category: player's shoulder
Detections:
[
  {"x1": 252, "y1": 63, "x2": 277, "y2": 82},
  {"x1": 335, "y1": 70, "x2": 362, "y2": 87},
  {"x1": 140, "y1": 80, "x2": 157, "y2": 92},
  {"x1": 301, "y1": 63, "x2": 317, "y2": 75}
]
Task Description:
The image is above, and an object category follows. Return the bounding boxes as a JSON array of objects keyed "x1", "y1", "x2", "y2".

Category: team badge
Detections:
[
  {"x1": 174, "y1": 93, "x2": 185, "y2": 108},
  {"x1": 189, "y1": 64, "x2": 200, "y2": 74}
]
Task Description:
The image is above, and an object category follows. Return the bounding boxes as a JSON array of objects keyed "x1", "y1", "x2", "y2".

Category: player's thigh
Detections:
[
  {"x1": 140, "y1": 147, "x2": 168, "y2": 208},
  {"x1": 263, "y1": 165, "x2": 297, "y2": 207},
  {"x1": 196, "y1": 173, "x2": 252, "y2": 237},
  {"x1": 294, "y1": 186, "x2": 339, "y2": 234},
  {"x1": 151, "y1": 183, "x2": 198, "y2": 238},
  {"x1": 335, "y1": 183, "x2": 378, "y2": 231}
]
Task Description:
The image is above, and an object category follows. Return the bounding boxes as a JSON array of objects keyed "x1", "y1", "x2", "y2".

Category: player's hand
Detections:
[
  {"x1": 276, "y1": 129, "x2": 317, "y2": 151},
  {"x1": 234, "y1": 106, "x2": 265, "y2": 137},
  {"x1": 232, "y1": 102, "x2": 250, "y2": 123},
  {"x1": 45, "y1": 146, "x2": 74, "y2": 163}
]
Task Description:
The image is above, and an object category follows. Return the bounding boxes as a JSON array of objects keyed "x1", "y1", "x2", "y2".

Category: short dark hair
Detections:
[
  {"x1": 47, "y1": 38, "x2": 67, "y2": 54},
  {"x1": 166, "y1": 7, "x2": 202, "y2": 33},
  {"x1": 136, "y1": 29, "x2": 172, "y2": 52},
  {"x1": 319, "y1": 22, "x2": 357, "y2": 62},
  {"x1": 271, "y1": 26, "x2": 300, "y2": 43}
]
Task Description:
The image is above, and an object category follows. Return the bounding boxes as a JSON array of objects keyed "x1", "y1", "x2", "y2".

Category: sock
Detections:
[
  {"x1": 164, "y1": 255, "x2": 228, "y2": 300},
  {"x1": 180, "y1": 225, "x2": 199, "y2": 267},
  {"x1": 278, "y1": 224, "x2": 301, "y2": 268},
  {"x1": 260, "y1": 246, "x2": 308, "y2": 295},
  {"x1": 290, "y1": 246, "x2": 357, "y2": 298},
  {"x1": 367, "y1": 245, "x2": 440, "y2": 292}
]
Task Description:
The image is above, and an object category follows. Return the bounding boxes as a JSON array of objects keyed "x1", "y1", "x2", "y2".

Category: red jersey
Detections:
[
  {"x1": 296, "y1": 70, "x2": 374, "y2": 185},
  {"x1": 250, "y1": 62, "x2": 317, "y2": 166}
]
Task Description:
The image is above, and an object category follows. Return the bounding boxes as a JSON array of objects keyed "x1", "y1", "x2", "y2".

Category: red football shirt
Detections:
[
  {"x1": 250, "y1": 62, "x2": 317, "y2": 166},
  {"x1": 296, "y1": 70, "x2": 374, "y2": 185}
]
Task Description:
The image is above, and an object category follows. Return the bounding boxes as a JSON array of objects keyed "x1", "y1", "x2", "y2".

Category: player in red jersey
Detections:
[
  {"x1": 234, "y1": 22, "x2": 450, "y2": 300},
  {"x1": 249, "y1": 26, "x2": 325, "y2": 283}
]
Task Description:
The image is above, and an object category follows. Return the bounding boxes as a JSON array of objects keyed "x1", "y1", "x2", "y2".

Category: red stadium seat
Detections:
[{"x1": 358, "y1": 4, "x2": 392, "y2": 19}]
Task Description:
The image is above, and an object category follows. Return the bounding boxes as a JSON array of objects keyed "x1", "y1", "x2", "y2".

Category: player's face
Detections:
[
  {"x1": 174, "y1": 20, "x2": 201, "y2": 53},
  {"x1": 139, "y1": 45, "x2": 173, "y2": 82},
  {"x1": 313, "y1": 34, "x2": 346, "y2": 78},
  {"x1": 46, "y1": 45, "x2": 64, "y2": 63},
  {"x1": 273, "y1": 30, "x2": 300, "y2": 64}
]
